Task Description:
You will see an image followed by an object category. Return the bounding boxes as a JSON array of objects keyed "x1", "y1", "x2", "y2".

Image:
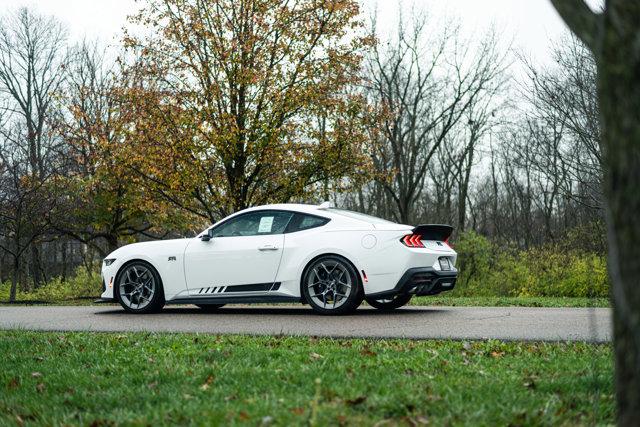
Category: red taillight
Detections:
[
  {"x1": 444, "y1": 237, "x2": 454, "y2": 248},
  {"x1": 401, "y1": 234, "x2": 425, "y2": 248}
]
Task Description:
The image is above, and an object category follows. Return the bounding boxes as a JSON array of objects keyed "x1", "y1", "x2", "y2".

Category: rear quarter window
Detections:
[{"x1": 285, "y1": 213, "x2": 330, "y2": 233}]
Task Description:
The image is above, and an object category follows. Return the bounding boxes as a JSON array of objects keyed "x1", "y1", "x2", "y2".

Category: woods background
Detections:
[{"x1": 0, "y1": 0, "x2": 605, "y2": 302}]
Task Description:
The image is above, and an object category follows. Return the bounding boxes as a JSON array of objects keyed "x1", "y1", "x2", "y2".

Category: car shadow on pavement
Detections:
[{"x1": 95, "y1": 306, "x2": 445, "y2": 316}]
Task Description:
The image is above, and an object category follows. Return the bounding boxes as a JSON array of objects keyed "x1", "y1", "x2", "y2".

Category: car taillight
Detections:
[
  {"x1": 444, "y1": 237, "x2": 454, "y2": 248},
  {"x1": 401, "y1": 234, "x2": 425, "y2": 248}
]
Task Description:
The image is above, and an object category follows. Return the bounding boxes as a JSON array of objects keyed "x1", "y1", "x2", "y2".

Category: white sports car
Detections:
[{"x1": 98, "y1": 203, "x2": 458, "y2": 314}]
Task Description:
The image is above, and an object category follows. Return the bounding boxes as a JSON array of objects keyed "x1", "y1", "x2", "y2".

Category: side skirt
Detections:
[{"x1": 167, "y1": 295, "x2": 302, "y2": 305}]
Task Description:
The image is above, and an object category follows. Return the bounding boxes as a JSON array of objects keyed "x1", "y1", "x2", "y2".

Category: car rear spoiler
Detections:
[{"x1": 412, "y1": 224, "x2": 454, "y2": 241}]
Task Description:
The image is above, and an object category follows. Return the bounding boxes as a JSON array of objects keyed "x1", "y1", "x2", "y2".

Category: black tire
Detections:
[
  {"x1": 302, "y1": 255, "x2": 363, "y2": 315},
  {"x1": 366, "y1": 294, "x2": 412, "y2": 310},
  {"x1": 115, "y1": 260, "x2": 165, "y2": 314},
  {"x1": 195, "y1": 304, "x2": 225, "y2": 312}
]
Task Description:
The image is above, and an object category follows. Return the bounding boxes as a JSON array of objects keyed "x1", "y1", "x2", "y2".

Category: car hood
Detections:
[{"x1": 105, "y1": 238, "x2": 192, "y2": 259}]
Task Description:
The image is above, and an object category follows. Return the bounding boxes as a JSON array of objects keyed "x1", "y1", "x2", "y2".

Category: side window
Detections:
[
  {"x1": 285, "y1": 213, "x2": 330, "y2": 233},
  {"x1": 211, "y1": 211, "x2": 293, "y2": 237}
]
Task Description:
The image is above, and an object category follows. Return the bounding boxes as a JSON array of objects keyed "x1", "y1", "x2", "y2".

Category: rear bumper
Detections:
[{"x1": 367, "y1": 267, "x2": 457, "y2": 299}]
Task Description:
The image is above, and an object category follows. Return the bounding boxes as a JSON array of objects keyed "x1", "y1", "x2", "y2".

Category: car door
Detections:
[{"x1": 184, "y1": 210, "x2": 293, "y2": 293}]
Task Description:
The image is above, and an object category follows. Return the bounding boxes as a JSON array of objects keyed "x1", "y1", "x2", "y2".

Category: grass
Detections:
[
  {"x1": 0, "y1": 331, "x2": 613, "y2": 426},
  {"x1": 411, "y1": 295, "x2": 610, "y2": 308}
]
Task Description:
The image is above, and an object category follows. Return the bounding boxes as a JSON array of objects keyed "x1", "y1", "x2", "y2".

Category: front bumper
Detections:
[{"x1": 368, "y1": 267, "x2": 457, "y2": 299}]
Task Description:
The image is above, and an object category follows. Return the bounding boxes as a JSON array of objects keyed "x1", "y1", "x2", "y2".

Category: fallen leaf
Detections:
[
  {"x1": 238, "y1": 411, "x2": 249, "y2": 421},
  {"x1": 36, "y1": 383, "x2": 45, "y2": 393},
  {"x1": 31, "y1": 372, "x2": 42, "y2": 378},
  {"x1": 360, "y1": 348, "x2": 377, "y2": 357},
  {"x1": 261, "y1": 415, "x2": 273, "y2": 425},
  {"x1": 148, "y1": 382, "x2": 158, "y2": 389},
  {"x1": 291, "y1": 407, "x2": 305, "y2": 415},
  {"x1": 415, "y1": 415, "x2": 429, "y2": 424},
  {"x1": 200, "y1": 375, "x2": 214, "y2": 391},
  {"x1": 15, "y1": 415, "x2": 24, "y2": 426},
  {"x1": 523, "y1": 380, "x2": 536, "y2": 389},
  {"x1": 490, "y1": 351, "x2": 505, "y2": 358},
  {"x1": 225, "y1": 394, "x2": 237, "y2": 401},
  {"x1": 309, "y1": 352, "x2": 323, "y2": 360},
  {"x1": 7, "y1": 377, "x2": 19, "y2": 389},
  {"x1": 346, "y1": 396, "x2": 367, "y2": 406}
]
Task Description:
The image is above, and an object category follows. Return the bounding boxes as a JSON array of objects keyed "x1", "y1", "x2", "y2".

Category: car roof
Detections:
[
  {"x1": 238, "y1": 204, "x2": 405, "y2": 228},
  {"x1": 241, "y1": 203, "x2": 326, "y2": 215}
]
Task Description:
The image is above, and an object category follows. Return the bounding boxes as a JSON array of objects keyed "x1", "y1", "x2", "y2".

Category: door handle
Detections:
[{"x1": 258, "y1": 244, "x2": 279, "y2": 251}]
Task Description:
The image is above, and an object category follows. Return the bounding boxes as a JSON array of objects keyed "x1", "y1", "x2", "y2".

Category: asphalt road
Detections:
[{"x1": 0, "y1": 305, "x2": 611, "y2": 342}]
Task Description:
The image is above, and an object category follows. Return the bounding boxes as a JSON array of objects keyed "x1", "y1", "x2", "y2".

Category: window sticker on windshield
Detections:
[{"x1": 258, "y1": 216, "x2": 274, "y2": 233}]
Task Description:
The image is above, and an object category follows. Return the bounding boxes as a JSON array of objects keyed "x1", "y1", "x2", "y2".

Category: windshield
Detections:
[{"x1": 327, "y1": 208, "x2": 396, "y2": 225}]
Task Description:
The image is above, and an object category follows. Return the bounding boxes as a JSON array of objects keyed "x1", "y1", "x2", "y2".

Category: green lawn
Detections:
[{"x1": 0, "y1": 331, "x2": 613, "y2": 426}]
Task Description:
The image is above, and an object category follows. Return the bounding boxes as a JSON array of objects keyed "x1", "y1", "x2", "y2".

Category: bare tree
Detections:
[
  {"x1": 0, "y1": 8, "x2": 68, "y2": 292},
  {"x1": 365, "y1": 10, "x2": 506, "y2": 224}
]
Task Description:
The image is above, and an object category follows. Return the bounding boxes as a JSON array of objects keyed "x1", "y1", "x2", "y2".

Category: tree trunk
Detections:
[
  {"x1": 550, "y1": 0, "x2": 640, "y2": 423},
  {"x1": 61, "y1": 241, "x2": 67, "y2": 281},
  {"x1": 106, "y1": 234, "x2": 119, "y2": 256},
  {"x1": 30, "y1": 244, "x2": 43, "y2": 288},
  {"x1": 9, "y1": 256, "x2": 19, "y2": 303},
  {"x1": 599, "y1": 27, "x2": 640, "y2": 427}
]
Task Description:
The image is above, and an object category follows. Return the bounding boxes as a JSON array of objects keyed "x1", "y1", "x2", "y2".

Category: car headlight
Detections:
[{"x1": 103, "y1": 258, "x2": 116, "y2": 266}]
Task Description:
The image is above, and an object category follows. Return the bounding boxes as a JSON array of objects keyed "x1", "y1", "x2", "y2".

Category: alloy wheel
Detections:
[
  {"x1": 118, "y1": 264, "x2": 156, "y2": 310},
  {"x1": 306, "y1": 259, "x2": 353, "y2": 310}
]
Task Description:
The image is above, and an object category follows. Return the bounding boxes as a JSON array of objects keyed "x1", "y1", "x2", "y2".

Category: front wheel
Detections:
[
  {"x1": 115, "y1": 261, "x2": 165, "y2": 314},
  {"x1": 366, "y1": 294, "x2": 412, "y2": 311},
  {"x1": 302, "y1": 255, "x2": 363, "y2": 315}
]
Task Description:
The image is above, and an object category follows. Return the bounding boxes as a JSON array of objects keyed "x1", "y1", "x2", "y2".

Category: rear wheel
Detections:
[
  {"x1": 366, "y1": 294, "x2": 412, "y2": 310},
  {"x1": 115, "y1": 261, "x2": 165, "y2": 314},
  {"x1": 195, "y1": 304, "x2": 225, "y2": 312},
  {"x1": 302, "y1": 255, "x2": 363, "y2": 315}
]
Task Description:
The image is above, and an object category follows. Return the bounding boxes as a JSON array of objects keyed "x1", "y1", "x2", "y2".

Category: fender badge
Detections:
[{"x1": 168, "y1": 256, "x2": 177, "y2": 261}]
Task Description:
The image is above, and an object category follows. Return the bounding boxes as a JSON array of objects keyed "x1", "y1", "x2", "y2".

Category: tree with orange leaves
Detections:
[{"x1": 120, "y1": 0, "x2": 374, "y2": 222}]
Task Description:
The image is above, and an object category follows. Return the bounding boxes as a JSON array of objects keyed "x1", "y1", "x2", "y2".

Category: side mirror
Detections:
[{"x1": 200, "y1": 234, "x2": 211, "y2": 242}]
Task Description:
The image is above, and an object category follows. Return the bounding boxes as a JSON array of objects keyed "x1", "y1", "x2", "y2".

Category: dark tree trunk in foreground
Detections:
[{"x1": 551, "y1": 0, "x2": 640, "y2": 423}]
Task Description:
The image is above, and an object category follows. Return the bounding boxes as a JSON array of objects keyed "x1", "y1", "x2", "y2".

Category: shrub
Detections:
[
  {"x1": 0, "y1": 267, "x2": 102, "y2": 302},
  {"x1": 453, "y1": 231, "x2": 610, "y2": 298}
]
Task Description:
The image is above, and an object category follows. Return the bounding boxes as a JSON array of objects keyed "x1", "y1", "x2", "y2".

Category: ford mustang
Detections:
[{"x1": 98, "y1": 203, "x2": 458, "y2": 314}]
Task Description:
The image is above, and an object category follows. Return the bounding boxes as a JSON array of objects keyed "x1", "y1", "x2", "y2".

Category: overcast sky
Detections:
[{"x1": 0, "y1": 0, "x2": 593, "y2": 62}]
